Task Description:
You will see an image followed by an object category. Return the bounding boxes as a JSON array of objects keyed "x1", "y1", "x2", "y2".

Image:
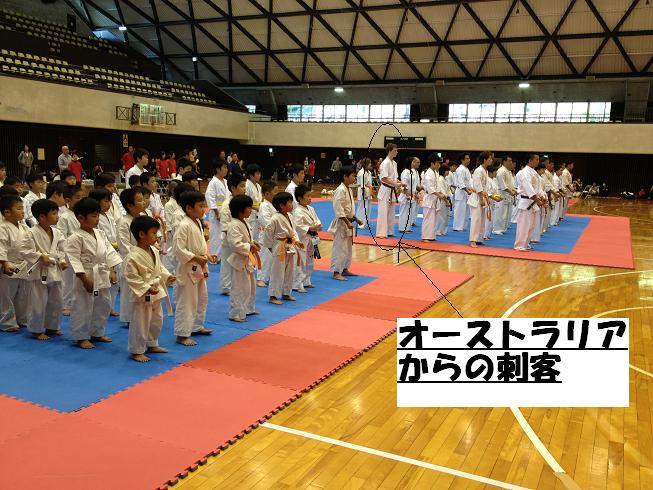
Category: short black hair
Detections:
[
  {"x1": 60, "y1": 169, "x2": 75, "y2": 181},
  {"x1": 0, "y1": 195, "x2": 22, "y2": 213},
  {"x1": 246, "y1": 163, "x2": 262, "y2": 178},
  {"x1": 73, "y1": 197, "x2": 100, "y2": 218},
  {"x1": 128, "y1": 174, "x2": 141, "y2": 188},
  {"x1": 120, "y1": 187, "x2": 142, "y2": 209},
  {"x1": 88, "y1": 188, "x2": 112, "y2": 203},
  {"x1": 64, "y1": 184, "x2": 82, "y2": 200},
  {"x1": 134, "y1": 148, "x2": 149, "y2": 161},
  {"x1": 26, "y1": 173, "x2": 45, "y2": 186},
  {"x1": 291, "y1": 163, "x2": 304, "y2": 177},
  {"x1": 31, "y1": 198, "x2": 58, "y2": 221},
  {"x1": 0, "y1": 186, "x2": 19, "y2": 197},
  {"x1": 45, "y1": 181, "x2": 66, "y2": 199},
  {"x1": 227, "y1": 173, "x2": 246, "y2": 191},
  {"x1": 130, "y1": 215, "x2": 160, "y2": 241},
  {"x1": 272, "y1": 191, "x2": 293, "y2": 211},
  {"x1": 167, "y1": 180, "x2": 178, "y2": 198},
  {"x1": 294, "y1": 184, "x2": 309, "y2": 201},
  {"x1": 212, "y1": 159, "x2": 227, "y2": 174},
  {"x1": 140, "y1": 172, "x2": 156, "y2": 186},
  {"x1": 181, "y1": 171, "x2": 198, "y2": 183},
  {"x1": 140, "y1": 186, "x2": 152, "y2": 197},
  {"x1": 179, "y1": 190, "x2": 205, "y2": 213},
  {"x1": 427, "y1": 152, "x2": 442, "y2": 164},
  {"x1": 229, "y1": 194, "x2": 254, "y2": 218},
  {"x1": 94, "y1": 173, "x2": 114, "y2": 188},
  {"x1": 3, "y1": 176, "x2": 21, "y2": 187},
  {"x1": 261, "y1": 181, "x2": 275, "y2": 195},
  {"x1": 340, "y1": 165, "x2": 356, "y2": 181},
  {"x1": 173, "y1": 182, "x2": 194, "y2": 202}
]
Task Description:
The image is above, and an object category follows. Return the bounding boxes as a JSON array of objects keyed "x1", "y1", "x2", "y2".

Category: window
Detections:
[
  {"x1": 369, "y1": 104, "x2": 383, "y2": 122},
  {"x1": 556, "y1": 102, "x2": 573, "y2": 122},
  {"x1": 589, "y1": 102, "x2": 611, "y2": 122},
  {"x1": 540, "y1": 103, "x2": 556, "y2": 122},
  {"x1": 287, "y1": 105, "x2": 302, "y2": 121},
  {"x1": 447, "y1": 102, "x2": 610, "y2": 123},
  {"x1": 509, "y1": 103, "x2": 525, "y2": 122},
  {"x1": 466, "y1": 104, "x2": 482, "y2": 122},
  {"x1": 245, "y1": 104, "x2": 256, "y2": 113},
  {"x1": 394, "y1": 104, "x2": 410, "y2": 121},
  {"x1": 525, "y1": 103, "x2": 540, "y2": 122},
  {"x1": 334, "y1": 105, "x2": 346, "y2": 122},
  {"x1": 302, "y1": 104, "x2": 323, "y2": 122},
  {"x1": 347, "y1": 104, "x2": 369, "y2": 122},
  {"x1": 450, "y1": 104, "x2": 467, "y2": 123},
  {"x1": 323, "y1": 105, "x2": 335, "y2": 122},
  {"x1": 571, "y1": 102, "x2": 588, "y2": 122},
  {"x1": 286, "y1": 103, "x2": 410, "y2": 122},
  {"x1": 381, "y1": 104, "x2": 394, "y2": 121}
]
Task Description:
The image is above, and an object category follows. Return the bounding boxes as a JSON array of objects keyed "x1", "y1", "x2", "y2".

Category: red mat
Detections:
[
  {"x1": 0, "y1": 261, "x2": 472, "y2": 489},
  {"x1": 318, "y1": 214, "x2": 633, "y2": 269}
]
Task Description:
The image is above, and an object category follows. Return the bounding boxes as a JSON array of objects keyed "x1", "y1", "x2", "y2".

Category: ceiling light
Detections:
[
  {"x1": 192, "y1": 56, "x2": 197, "y2": 62},
  {"x1": 518, "y1": 82, "x2": 530, "y2": 88},
  {"x1": 334, "y1": 86, "x2": 344, "y2": 93},
  {"x1": 118, "y1": 25, "x2": 127, "y2": 31}
]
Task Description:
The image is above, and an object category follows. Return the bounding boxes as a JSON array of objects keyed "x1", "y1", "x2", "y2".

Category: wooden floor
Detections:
[{"x1": 177, "y1": 197, "x2": 653, "y2": 490}]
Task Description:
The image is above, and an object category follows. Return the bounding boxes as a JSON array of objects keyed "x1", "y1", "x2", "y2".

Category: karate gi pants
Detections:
[
  {"x1": 70, "y1": 282, "x2": 111, "y2": 341},
  {"x1": 256, "y1": 247, "x2": 272, "y2": 283},
  {"x1": 229, "y1": 268, "x2": 256, "y2": 320},
  {"x1": 356, "y1": 198, "x2": 372, "y2": 230},
  {"x1": 469, "y1": 205, "x2": 484, "y2": 242},
  {"x1": 268, "y1": 254, "x2": 295, "y2": 298},
  {"x1": 398, "y1": 199, "x2": 417, "y2": 233},
  {"x1": 531, "y1": 209, "x2": 543, "y2": 243},
  {"x1": 294, "y1": 240, "x2": 315, "y2": 289},
  {"x1": 375, "y1": 199, "x2": 395, "y2": 237},
  {"x1": 492, "y1": 200, "x2": 510, "y2": 234},
  {"x1": 163, "y1": 230, "x2": 178, "y2": 303},
  {"x1": 330, "y1": 227, "x2": 352, "y2": 274},
  {"x1": 208, "y1": 212, "x2": 222, "y2": 257},
  {"x1": 219, "y1": 235, "x2": 232, "y2": 293},
  {"x1": 514, "y1": 208, "x2": 536, "y2": 249},
  {"x1": 62, "y1": 264, "x2": 74, "y2": 310},
  {"x1": 28, "y1": 280, "x2": 63, "y2": 334},
  {"x1": 541, "y1": 207, "x2": 550, "y2": 233},
  {"x1": 436, "y1": 207, "x2": 449, "y2": 235},
  {"x1": 173, "y1": 279, "x2": 208, "y2": 337},
  {"x1": 119, "y1": 274, "x2": 133, "y2": 323},
  {"x1": 484, "y1": 205, "x2": 494, "y2": 238},
  {"x1": 128, "y1": 298, "x2": 163, "y2": 355},
  {"x1": 0, "y1": 277, "x2": 30, "y2": 329},
  {"x1": 511, "y1": 202, "x2": 519, "y2": 223},
  {"x1": 562, "y1": 196, "x2": 569, "y2": 217},
  {"x1": 452, "y1": 198, "x2": 470, "y2": 231},
  {"x1": 551, "y1": 201, "x2": 561, "y2": 226},
  {"x1": 421, "y1": 207, "x2": 437, "y2": 240}
]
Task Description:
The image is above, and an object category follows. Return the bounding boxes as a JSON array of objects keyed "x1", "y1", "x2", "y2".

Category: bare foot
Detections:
[
  {"x1": 193, "y1": 327, "x2": 213, "y2": 336},
  {"x1": 78, "y1": 339, "x2": 95, "y2": 349},
  {"x1": 305, "y1": 284, "x2": 315, "y2": 289},
  {"x1": 282, "y1": 295, "x2": 296, "y2": 301},
  {"x1": 91, "y1": 335, "x2": 112, "y2": 343},
  {"x1": 342, "y1": 269, "x2": 357, "y2": 276},
  {"x1": 269, "y1": 297, "x2": 283, "y2": 305},
  {"x1": 296, "y1": 288, "x2": 307, "y2": 293},
  {"x1": 110, "y1": 310, "x2": 119, "y2": 317},
  {"x1": 62, "y1": 308, "x2": 71, "y2": 316},
  {"x1": 1, "y1": 326, "x2": 20, "y2": 333},
  {"x1": 32, "y1": 332, "x2": 49, "y2": 340},
  {"x1": 176, "y1": 336, "x2": 197, "y2": 346},
  {"x1": 131, "y1": 354, "x2": 150, "y2": 363},
  {"x1": 256, "y1": 280, "x2": 266, "y2": 288},
  {"x1": 45, "y1": 329, "x2": 63, "y2": 336},
  {"x1": 470, "y1": 242, "x2": 478, "y2": 248},
  {"x1": 148, "y1": 346, "x2": 168, "y2": 354},
  {"x1": 333, "y1": 273, "x2": 346, "y2": 281},
  {"x1": 229, "y1": 317, "x2": 246, "y2": 323},
  {"x1": 221, "y1": 290, "x2": 230, "y2": 296}
]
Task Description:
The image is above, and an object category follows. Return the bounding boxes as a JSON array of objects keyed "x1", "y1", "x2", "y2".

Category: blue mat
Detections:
[
  {"x1": 0, "y1": 267, "x2": 375, "y2": 411},
  {"x1": 312, "y1": 200, "x2": 589, "y2": 254}
]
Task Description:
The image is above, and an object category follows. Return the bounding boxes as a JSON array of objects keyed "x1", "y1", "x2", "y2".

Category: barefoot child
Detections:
[
  {"x1": 124, "y1": 216, "x2": 175, "y2": 362},
  {"x1": 219, "y1": 174, "x2": 247, "y2": 295},
  {"x1": 21, "y1": 199, "x2": 67, "y2": 339},
  {"x1": 64, "y1": 198, "x2": 121, "y2": 349},
  {"x1": 90, "y1": 188, "x2": 120, "y2": 316},
  {"x1": 256, "y1": 182, "x2": 276, "y2": 288},
  {"x1": 226, "y1": 195, "x2": 260, "y2": 322},
  {"x1": 117, "y1": 187, "x2": 146, "y2": 325},
  {"x1": 292, "y1": 184, "x2": 322, "y2": 292},
  {"x1": 57, "y1": 185, "x2": 83, "y2": 316},
  {"x1": 0, "y1": 195, "x2": 30, "y2": 331},
  {"x1": 264, "y1": 191, "x2": 303, "y2": 304},
  {"x1": 329, "y1": 166, "x2": 362, "y2": 280},
  {"x1": 173, "y1": 190, "x2": 215, "y2": 346}
]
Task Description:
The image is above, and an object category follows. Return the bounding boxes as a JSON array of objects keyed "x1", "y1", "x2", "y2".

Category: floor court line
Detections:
[
  {"x1": 502, "y1": 270, "x2": 653, "y2": 489},
  {"x1": 592, "y1": 206, "x2": 653, "y2": 223},
  {"x1": 261, "y1": 422, "x2": 530, "y2": 490},
  {"x1": 395, "y1": 249, "x2": 431, "y2": 266}
]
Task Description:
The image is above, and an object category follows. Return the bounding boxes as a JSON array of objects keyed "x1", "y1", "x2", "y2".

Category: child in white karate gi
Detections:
[
  {"x1": 205, "y1": 160, "x2": 230, "y2": 260},
  {"x1": 329, "y1": 166, "x2": 362, "y2": 281},
  {"x1": 57, "y1": 184, "x2": 83, "y2": 316},
  {"x1": 124, "y1": 215, "x2": 175, "y2": 362},
  {"x1": 256, "y1": 182, "x2": 276, "y2": 288},
  {"x1": 292, "y1": 184, "x2": 322, "y2": 292},
  {"x1": 219, "y1": 174, "x2": 247, "y2": 295},
  {"x1": 64, "y1": 198, "x2": 122, "y2": 349}
]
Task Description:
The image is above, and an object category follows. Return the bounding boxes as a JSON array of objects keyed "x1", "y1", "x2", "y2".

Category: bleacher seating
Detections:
[{"x1": 0, "y1": 8, "x2": 219, "y2": 107}]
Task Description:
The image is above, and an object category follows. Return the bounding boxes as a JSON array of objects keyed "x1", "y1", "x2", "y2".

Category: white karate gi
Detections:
[
  {"x1": 110, "y1": 192, "x2": 125, "y2": 224},
  {"x1": 256, "y1": 200, "x2": 275, "y2": 283},
  {"x1": 21, "y1": 225, "x2": 66, "y2": 334},
  {"x1": 513, "y1": 166, "x2": 540, "y2": 250},
  {"x1": 355, "y1": 167, "x2": 373, "y2": 229},
  {"x1": 124, "y1": 245, "x2": 171, "y2": 355},
  {"x1": 226, "y1": 219, "x2": 257, "y2": 320},
  {"x1": 493, "y1": 165, "x2": 514, "y2": 234},
  {"x1": 124, "y1": 165, "x2": 143, "y2": 188},
  {"x1": 56, "y1": 205, "x2": 79, "y2": 311},
  {"x1": 293, "y1": 204, "x2": 321, "y2": 289},
  {"x1": 398, "y1": 168, "x2": 420, "y2": 233},
  {"x1": 173, "y1": 215, "x2": 209, "y2": 337},
  {"x1": 98, "y1": 212, "x2": 120, "y2": 313},
  {"x1": 23, "y1": 191, "x2": 46, "y2": 227},
  {"x1": 531, "y1": 175, "x2": 546, "y2": 243},
  {"x1": 65, "y1": 228, "x2": 122, "y2": 340},
  {"x1": 329, "y1": 183, "x2": 355, "y2": 274},
  {"x1": 421, "y1": 168, "x2": 439, "y2": 241},
  {"x1": 436, "y1": 173, "x2": 452, "y2": 236},
  {"x1": 219, "y1": 196, "x2": 233, "y2": 294},
  {"x1": 561, "y1": 168, "x2": 573, "y2": 216},
  {"x1": 205, "y1": 176, "x2": 230, "y2": 256},
  {"x1": 117, "y1": 214, "x2": 137, "y2": 323},
  {"x1": 541, "y1": 172, "x2": 553, "y2": 234},
  {"x1": 0, "y1": 220, "x2": 31, "y2": 328},
  {"x1": 551, "y1": 174, "x2": 562, "y2": 226},
  {"x1": 468, "y1": 166, "x2": 488, "y2": 243},
  {"x1": 453, "y1": 165, "x2": 472, "y2": 231},
  {"x1": 163, "y1": 197, "x2": 181, "y2": 273},
  {"x1": 485, "y1": 177, "x2": 499, "y2": 239},
  {"x1": 264, "y1": 212, "x2": 299, "y2": 298},
  {"x1": 285, "y1": 181, "x2": 298, "y2": 209},
  {"x1": 245, "y1": 179, "x2": 262, "y2": 242},
  {"x1": 376, "y1": 157, "x2": 398, "y2": 238}
]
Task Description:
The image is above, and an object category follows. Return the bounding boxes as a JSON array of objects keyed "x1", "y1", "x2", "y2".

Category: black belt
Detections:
[
  {"x1": 520, "y1": 195, "x2": 532, "y2": 199},
  {"x1": 381, "y1": 181, "x2": 399, "y2": 203}
]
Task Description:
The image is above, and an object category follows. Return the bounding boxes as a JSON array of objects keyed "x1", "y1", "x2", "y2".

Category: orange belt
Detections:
[
  {"x1": 249, "y1": 249, "x2": 261, "y2": 269},
  {"x1": 277, "y1": 237, "x2": 300, "y2": 265}
]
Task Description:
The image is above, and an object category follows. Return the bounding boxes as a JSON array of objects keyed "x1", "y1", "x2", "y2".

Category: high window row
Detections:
[
  {"x1": 448, "y1": 102, "x2": 612, "y2": 123},
  {"x1": 287, "y1": 104, "x2": 411, "y2": 122}
]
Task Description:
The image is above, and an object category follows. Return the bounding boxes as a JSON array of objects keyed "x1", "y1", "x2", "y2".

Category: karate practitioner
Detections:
[
  {"x1": 421, "y1": 155, "x2": 444, "y2": 242},
  {"x1": 56, "y1": 185, "x2": 82, "y2": 316},
  {"x1": 561, "y1": 162, "x2": 574, "y2": 217},
  {"x1": 64, "y1": 198, "x2": 122, "y2": 349},
  {"x1": 329, "y1": 166, "x2": 362, "y2": 280},
  {"x1": 436, "y1": 166, "x2": 452, "y2": 236},
  {"x1": 292, "y1": 184, "x2": 322, "y2": 292},
  {"x1": 245, "y1": 164, "x2": 263, "y2": 242},
  {"x1": 355, "y1": 158, "x2": 373, "y2": 229},
  {"x1": 485, "y1": 166, "x2": 503, "y2": 239},
  {"x1": 375, "y1": 143, "x2": 403, "y2": 239},
  {"x1": 469, "y1": 151, "x2": 492, "y2": 247},
  {"x1": 530, "y1": 163, "x2": 548, "y2": 244},
  {"x1": 90, "y1": 188, "x2": 120, "y2": 316},
  {"x1": 453, "y1": 153, "x2": 472, "y2": 231},
  {"x1": 285, "y1": 163, "x2": 305, "y2": 208},
  {"x1": 514, "y1": 154, "x2": 544, "y2": 251},
  {"x1": 219, "y1": 174, "x2": 247, "y2": 295},
  {"x1": 256, "y1": 182, "x2": 276, "y2": 287},
  {"x1": 493, "y1": 156, "x2": 516, "y2": 235},
  {"x1": 551, "y1": 166, "x2": 564, "y2": 226},
  {"x1": 398, "y1": 157, "x2": 421, "y2": 234},
  {"x1": 205, "y1": 159, "x2": 229, "y2": 260}
]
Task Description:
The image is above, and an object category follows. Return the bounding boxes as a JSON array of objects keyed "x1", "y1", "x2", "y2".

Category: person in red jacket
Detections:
[
  {"x1": 307, "y1": 159, "x2": 316, "y2": 188},
  {"x1": 121, "y1": 145, "x2": 135, "y2": 173},
  {"x1": 156, "y1": 151, "x2": 170, "y2": 178},
  {"x1": 68, "y1": 151, "x2": 84, "y2": 183}
]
